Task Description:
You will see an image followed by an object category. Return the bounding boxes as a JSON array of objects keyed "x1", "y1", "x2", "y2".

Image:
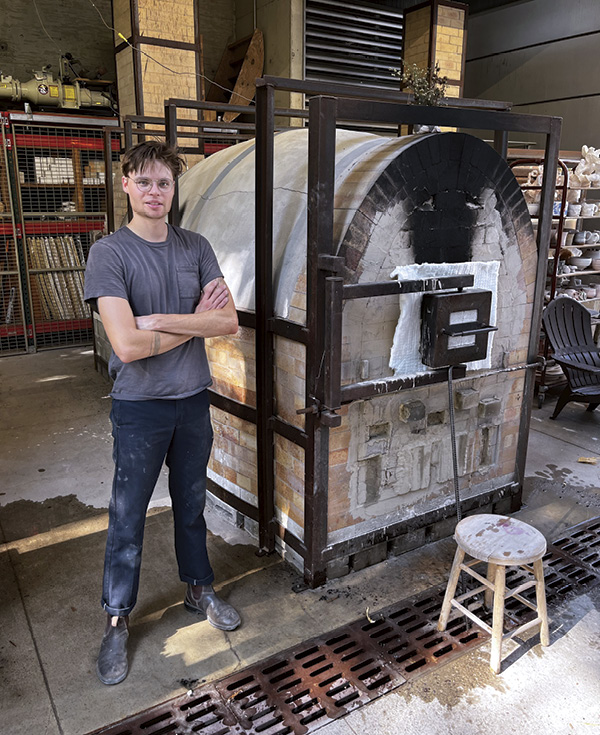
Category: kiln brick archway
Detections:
[{"x1": 338, "y1": 132, "x2": 536, "y2": 295}]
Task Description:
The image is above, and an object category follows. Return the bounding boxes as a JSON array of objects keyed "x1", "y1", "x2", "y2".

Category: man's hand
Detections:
[
  {"x1": 135, "y1": 278, "x2": 230, "y2": 332},
  {"x1": 135, "y1": 314, "x2": 158, "y2": 331},
  {"x1": 195, "y1": 277, "x2": 229, "y2": 313},
  {"x1": 131, "y1": 278, "x2": 237, "y2": 340}
]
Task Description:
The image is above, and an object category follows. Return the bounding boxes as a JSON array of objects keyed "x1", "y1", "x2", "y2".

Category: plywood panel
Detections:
[{"x1": 137, "y1": 0, "x2": 196, "y2": 43}]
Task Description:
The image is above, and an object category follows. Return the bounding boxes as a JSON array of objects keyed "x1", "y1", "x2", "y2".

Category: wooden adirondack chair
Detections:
[{"x1": 542, "y1": 297, "x2": 600, "y2": 419}]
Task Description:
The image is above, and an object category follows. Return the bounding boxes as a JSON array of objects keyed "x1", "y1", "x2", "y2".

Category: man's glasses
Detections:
[{"x1": 128, "y1": 177, "x2": 175, "y2": 192}]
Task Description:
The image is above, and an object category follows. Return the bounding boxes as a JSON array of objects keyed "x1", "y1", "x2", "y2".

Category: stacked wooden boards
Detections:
[{"x1": 26, "y1": 236, "x2": 88, "y2": 320}]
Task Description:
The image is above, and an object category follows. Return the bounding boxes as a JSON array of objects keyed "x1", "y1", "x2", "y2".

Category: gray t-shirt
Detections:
[{"x1": 84, "y1": 224, "x2": 223, "y2": 400}]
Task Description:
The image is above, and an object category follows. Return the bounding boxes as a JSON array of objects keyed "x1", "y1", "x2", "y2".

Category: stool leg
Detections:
[
  {"x1": 490, "y1": 565, "x2": 506, "y2": 674},
  {"x1": 438, "y1": 546, "x2": 465, "y2": 632},
  {"x1": 485, "y1": 563, "x2": 497, "y2": 609},
  {"x1": 533, "y1": 558, "x2": 550, "y2": 647}
]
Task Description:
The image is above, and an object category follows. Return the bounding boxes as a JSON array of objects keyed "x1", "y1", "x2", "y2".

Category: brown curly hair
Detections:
[{"x1": 121, "y1": 140, "x2": 184, "y2": 179}]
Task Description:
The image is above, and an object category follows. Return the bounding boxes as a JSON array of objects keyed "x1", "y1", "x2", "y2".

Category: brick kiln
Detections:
[{"x1": 178, "y1": 125, "x2": 539, "y2": 584}]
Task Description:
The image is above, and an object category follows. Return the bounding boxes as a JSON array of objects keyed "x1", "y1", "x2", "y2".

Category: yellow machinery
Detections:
[{"x1": 0, "y1": 66, "x2": 114, "y2": 111}]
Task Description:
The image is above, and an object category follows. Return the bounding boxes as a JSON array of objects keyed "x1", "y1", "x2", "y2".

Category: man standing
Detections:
[{"x1": 84, "y1": 141, "x2": 240, "y2": 686}]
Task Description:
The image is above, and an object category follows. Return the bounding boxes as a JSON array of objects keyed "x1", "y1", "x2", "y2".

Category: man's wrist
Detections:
[
  {"x1": 149, "y1": 314, "x2": 163, "y2": 330},
  {"x1": 136, "y1": 314, "x2": 163, "y2": 331},
  {"x1": 149, "y1": 331, "x2": 161, "y2": 356}
]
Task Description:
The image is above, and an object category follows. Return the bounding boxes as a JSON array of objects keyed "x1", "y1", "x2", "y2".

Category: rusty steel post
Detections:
[
  {"x1": 255, "y1": 81, "x2": 277, "y2": 555},
  {"x1": 123, "y1": 117, "x2": 133, "y2": 150},
  {"x1": 515, "y1": 115, "x2": 562, "y2": 494},
  {"x1": 493, "y1": 129, "x2": 508, "y2": 159},
  {"x1": 123, "y1": 118, "x2": 133, "y2": 223},
  {"x1": 165, "y1": 101, "x2": 180, "y2": 226},
  {"x1": 304, "y1": 95, "x2": 338, "y2": 588},
  {"x1": 103, "y1": 128, "x2": 116, "y2": 234},
  {"x1": 323, "y1": 276, "x2": 343, "y2": 417}
]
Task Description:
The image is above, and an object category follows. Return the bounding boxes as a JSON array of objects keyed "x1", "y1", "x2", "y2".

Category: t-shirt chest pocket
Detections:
[{"x1": 176, "y1": 267, "x2": 201, "y2": 305}]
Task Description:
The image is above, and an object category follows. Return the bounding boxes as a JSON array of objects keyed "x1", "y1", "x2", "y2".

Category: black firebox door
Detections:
[{"x1": 421, "y1": 288, "x2": 497, "y2": 368}]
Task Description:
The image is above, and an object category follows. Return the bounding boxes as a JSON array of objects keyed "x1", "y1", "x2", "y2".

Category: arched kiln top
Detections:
[
  {"x1": 178, "y1": 128, "x2": 422, "y2": 315},
  {"x1": 178, "y1": 129, "x2": 530, "y2": 321}
]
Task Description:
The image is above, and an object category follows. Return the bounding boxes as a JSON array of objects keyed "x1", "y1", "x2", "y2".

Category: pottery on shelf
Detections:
[
  {"x1": 568, "y1": 256, "x2": 593, "y2": 269},
  {"x1": 581, "y1": 202, "x2": 599, "y2": 217},
  {"x1": 551, "y1": 230, "x2": 569, "y2": 247}
]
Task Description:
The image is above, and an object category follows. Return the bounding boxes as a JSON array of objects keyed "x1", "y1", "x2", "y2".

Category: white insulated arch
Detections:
[{"x1": 178, "y1": 128, "x2": 420, "y2": 318}]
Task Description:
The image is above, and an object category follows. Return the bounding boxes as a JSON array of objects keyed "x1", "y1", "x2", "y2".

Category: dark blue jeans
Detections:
[{"x1": 103, "y1": 390, "x2": 215, "y2": 616}]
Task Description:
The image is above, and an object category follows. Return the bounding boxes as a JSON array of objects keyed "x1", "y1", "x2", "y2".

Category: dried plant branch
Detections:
[{"x1": 391, "y1": 63, "x2": 448, "y2": 106}]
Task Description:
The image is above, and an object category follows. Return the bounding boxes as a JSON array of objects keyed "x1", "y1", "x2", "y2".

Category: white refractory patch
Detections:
[{"x1": 388, "y1": 261, "x2": 500, "y2": 376}]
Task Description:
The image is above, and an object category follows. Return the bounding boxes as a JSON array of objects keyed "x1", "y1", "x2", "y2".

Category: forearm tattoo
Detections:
[{"x1": 149, "y1": 331, "x2": 161, "y2": 356}]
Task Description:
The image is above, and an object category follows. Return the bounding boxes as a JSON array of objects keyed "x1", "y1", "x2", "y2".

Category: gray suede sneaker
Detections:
[
  {"x1": 96, "y1": 614, "x2": 129, "y2": 685},
  {"x1": 184, "y1": 585, "x2": 241, "y2": 631}
]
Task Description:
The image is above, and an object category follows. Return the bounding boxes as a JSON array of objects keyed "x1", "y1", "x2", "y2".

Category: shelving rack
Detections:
[
  {"x1": 509, "y1": 156, "x2": 569, "y2": 404},
  {"x1": 0, "y1": 118, "x2": 27, "y2": 354},
  {"x1": 552, "y1": 194, "x2": 600, "y2": 295},
  {"x1": 0, "y1": 111, "x2": 119, "y2": 356},
  {"x1": 510, "y1": 152, "x2": 600, "y2": 404}
]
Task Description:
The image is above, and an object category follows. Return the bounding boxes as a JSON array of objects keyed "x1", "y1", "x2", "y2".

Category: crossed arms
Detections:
[{"x1": 98, "y1": 277, "x2": 238, "y2": 364}]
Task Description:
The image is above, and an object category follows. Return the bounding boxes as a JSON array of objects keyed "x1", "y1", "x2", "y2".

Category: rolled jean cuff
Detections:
[
  {"x1": 102, "y1": 600, "x2": 134, "y2": 617},
  {"x1": 180, "y1": 571, "x2": 215, "y2": 586}
]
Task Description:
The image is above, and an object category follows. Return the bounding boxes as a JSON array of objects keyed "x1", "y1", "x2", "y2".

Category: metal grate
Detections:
[
  {"x1": 91, "y1": 683, "x2": 235, "y2": 735},
  {"x1": 217, "y1": 630, "x2": 400, "y2": 734},
  {"x1": 452, "y1": 545, "x2": 600, "y2": 630},
  {"x1": 551, "y1": 518, "x2": 600, "y2": 575},
  {"x1": 0, "y1": 118, "x2": 28, "y2": 355},
  {"x1": 10, "y1": 122, "x2": 109, "y2": 351},
  {"x1": 88, "y1": 518, "x2": 600, "y2": 735},
  {"x1": 305, "y1": 0, "x2": 403, "y2": 90},
  {"x1": 346, "y1": 585, "x2": 491, "y2": 680}
]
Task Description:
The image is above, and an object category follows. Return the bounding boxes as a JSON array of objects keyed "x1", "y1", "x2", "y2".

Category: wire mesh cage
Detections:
[
  {"x1": 0, "y1": 119, "x2": 28, "y2": 355},
  {"x1": 10, "y1": 122, "x2": 112, "y2": 351}
]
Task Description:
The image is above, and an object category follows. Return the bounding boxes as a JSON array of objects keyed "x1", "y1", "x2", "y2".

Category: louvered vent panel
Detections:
[{"x1": 305, "y1": 0, "x2": 403, "y2": 90}]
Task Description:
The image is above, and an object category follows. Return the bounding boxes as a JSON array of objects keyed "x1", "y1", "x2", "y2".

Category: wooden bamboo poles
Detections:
[{"x1": 26, "y1": 235, "x2": 88, "y2": 320}]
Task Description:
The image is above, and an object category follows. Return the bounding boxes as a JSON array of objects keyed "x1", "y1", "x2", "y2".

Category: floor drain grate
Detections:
[
  {"x1": 88, "y1": 516, "x2": 600, "y2": 735},
  {"x1": 215, "y1": 629, "x2": 400, "y2": 734},
  {"x1": 499, "y1": 545, "x2": 600, "y2": 628},
  {"x1": 551, "y1": 517, "x2": 600, "y2": 575},
  {"x1": 94, "y1": 683, "x2": 237, "y2": 735},
  {"x1": 345, "y1": 585, "x2": 490, "y2": 681}
]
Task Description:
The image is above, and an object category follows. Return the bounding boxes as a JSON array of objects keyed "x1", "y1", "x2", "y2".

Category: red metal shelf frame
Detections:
[
  {"x1": 12, "y1": 133, "x2": 120, "y2": 152},
  {"x1": 0, "y1": 318, "x2": 93, "y2": 339},
  {"x1": 23, "y1": 220, "x2": 105, "y2": 235}
]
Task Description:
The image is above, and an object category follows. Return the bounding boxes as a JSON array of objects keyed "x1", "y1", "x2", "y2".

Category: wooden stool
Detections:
[{"x1": 437, "y1": 514, "x2": 550, "y2": 673}]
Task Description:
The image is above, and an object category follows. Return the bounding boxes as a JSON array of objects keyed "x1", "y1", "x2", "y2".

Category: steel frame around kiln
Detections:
[
  {"x1": 149, "y1": 79, "x2": 562, "y2": 589},
  {"x1": 255, "y1": 78, "x2": 561, "y2": 588}
]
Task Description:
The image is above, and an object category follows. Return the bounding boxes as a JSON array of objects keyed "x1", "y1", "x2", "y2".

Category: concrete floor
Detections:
[{"x1": 1, "y1": 347, "x2": 599, "y2": 735}]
